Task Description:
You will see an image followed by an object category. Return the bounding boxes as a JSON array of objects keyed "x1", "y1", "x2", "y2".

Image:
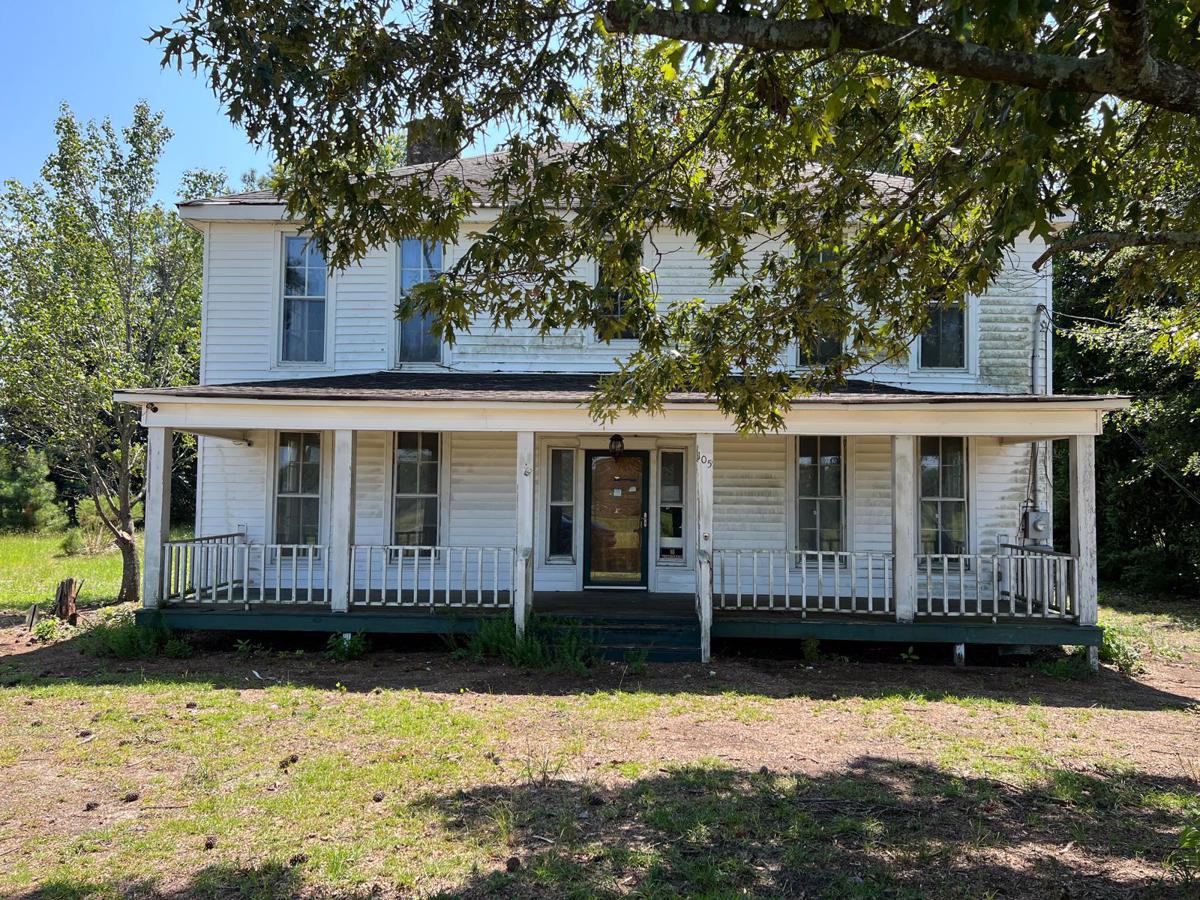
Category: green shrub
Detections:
[
  {"x1": 1035, "y1": 653, "x2": 1094, "y2": 681},
  {"x1": 77, "y1": 609, "x2": 170, "y2": 659},
  {"x1": 163, "y1": 637, "x2": 194, "y2": 659},
  {"x1": 325, "y1": 632, "x2": 368, "y2": 661},
  {"x1": 31, "y1": 616, "x2": 74, "y2": 644},
  {"x1": 59, "y1": 528, "x2": 86, "y2": 556},
  {"x1": 1098, "y1": 624, "x2": 1144, "y2": 675},
  {"x1": 0, "y1": 448, "x2": 67, "y2": 532},
  {"x1": 460, "y1": 614, "x2": 597, "y2": 675},
  {"x1": 1169, "y1": 805, "x2": 1200, "y2": 883}
]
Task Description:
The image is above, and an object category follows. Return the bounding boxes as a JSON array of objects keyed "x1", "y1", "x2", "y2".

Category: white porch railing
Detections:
[
  {"x1": 713, "y1": 550, "x2": 895, "y2": 614},
  {"x1": 915, "y1": 546, "x2": 1076, "y2": 619},
  {"x1": 350, "y1": 545, "x2": 515, "y2": 609},
  {"x1": 161, "y1": 535, "x2": 332, "y2": 606}
]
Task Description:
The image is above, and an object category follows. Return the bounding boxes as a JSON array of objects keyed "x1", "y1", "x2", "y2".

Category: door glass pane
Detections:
[
  {"x1": 660, "y1": 452, "x2": 683, "y2": 504},
  {"x1": 588, "y1": 454, "x2": 645, "y2": 584}
]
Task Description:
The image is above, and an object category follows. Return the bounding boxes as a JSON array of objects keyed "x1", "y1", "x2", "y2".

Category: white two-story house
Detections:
[{"x1": 117, "y1": 150, "x2": 1126, "y2": 664}]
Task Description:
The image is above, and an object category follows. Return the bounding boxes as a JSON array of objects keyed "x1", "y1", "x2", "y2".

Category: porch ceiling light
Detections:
[{"x1": 608, "y1": 434, "x2": 624, "y2": 459}]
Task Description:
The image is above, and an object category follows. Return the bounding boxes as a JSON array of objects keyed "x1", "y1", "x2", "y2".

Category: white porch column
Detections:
[
  {"x1": 514, "y1": 431, "x2": 535, "y2": 638},
  {"x1": 1070, "y1": 434, "x2": 1098, "y2": 628},
  {"x1": 892, "y1": 435, "x2": 917, "y2": 623},
  {"x1": 328, "y1": 429, "x2": 356, "y2": 614},
  {"x1": 141, "y1": 426, "x2": 173, "y2": 609},
  {"x1": 695, "y1": 433, "x2": 714, "y2": 664}
]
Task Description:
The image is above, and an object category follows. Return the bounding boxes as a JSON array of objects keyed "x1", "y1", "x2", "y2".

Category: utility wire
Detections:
[{"x1": 1122, "y1": 430, "x2": 1200, "y2": 509}]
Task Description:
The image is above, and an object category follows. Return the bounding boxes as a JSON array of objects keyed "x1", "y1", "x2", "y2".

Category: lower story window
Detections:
[
  {"x1": 659, "y1": 450, "x2": 685, "y2": 561},
  {"x1": 275, "y1": 431, "x2": 321, "y2": 546},
  {"x1": 920, "y1": 436, "x2": 967, "y2": 554},
  {"x1": 796, "y1": 436, "x2": 844, "y2": 552},
  {"x1": 393, "y1": 432, "x2": 440, "y2": 546},
  {"x1": 547, "y1": 448, "x2": 575, "y2": 560}
]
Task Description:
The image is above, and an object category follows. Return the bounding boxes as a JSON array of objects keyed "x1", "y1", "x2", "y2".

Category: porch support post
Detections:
[
  {"x1": 329, "y1": 429, "x2": 355, "y2": 614},
  {"x1": 1070, "y1": 434, "x2": 1098, "y2": 630},
  {"x1": 892, "y1": 435, "x2": 917, "y2": 624},
  {"x1": 514, "y1": 431, "x2": 535, "y2": 638},
  {"x1": 695, "y1": 433, "x2": 714, "y2": 664},
  {"x1": 141, "y1": 426, "x2": 173, "y2": 609}
]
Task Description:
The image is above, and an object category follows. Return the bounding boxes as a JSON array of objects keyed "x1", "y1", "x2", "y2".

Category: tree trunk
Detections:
[{"x1": 115, "y1": 530, "x2": 140, "y2": 605}]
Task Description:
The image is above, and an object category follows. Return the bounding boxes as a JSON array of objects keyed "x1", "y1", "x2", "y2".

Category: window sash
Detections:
[
  {"x1": 281, "y1": 237, "x2": 326, "y2": 363},
  {"x1": 398, "y1": 240, "x2": 442, "y2": 363},
  {"x1": 275, "y1": 432, "x2": 321, "y2": 547},
  {"x1": 547, "y1": 448, "x2": 575, "y2": 561},
  {"x1": 919, "y1": 305, "x2": 965, "y2": 369},
  {"x1": 798, "y1": 332, "x2": 842, "y2": 367},
  {"x1": 393, "y1": 432, "x2": 440, "y2": 546},
  {"x1": 658, "y1": 450, "x2": 685, "y2": 561},
  {"x1": 795, "y1": 436, "x2": 845, "y2": 553},
  {"x1": 596, "y1": 263, "x2": 638, "y2": 341},
  {"x1": 919, "y1": 436, "x2": 968, "y2": 554}
]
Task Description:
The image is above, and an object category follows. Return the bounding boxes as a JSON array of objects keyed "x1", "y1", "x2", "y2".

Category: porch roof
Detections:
[{"x1": 115, "y1": 370, "x2": 1125, "y2": 407}]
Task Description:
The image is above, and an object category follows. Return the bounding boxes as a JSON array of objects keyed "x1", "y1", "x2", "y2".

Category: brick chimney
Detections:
[{"x1": 405, "y1": 116, "x2": 456, "y2": 166}]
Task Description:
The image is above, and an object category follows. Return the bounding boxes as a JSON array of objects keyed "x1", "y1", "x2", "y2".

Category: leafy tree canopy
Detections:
[
  {"x1": 155, "y1": 0, "x2": 1200, "y2": 428},
  {"x1": 0, "y1": 102, "x2": 222, "y2": 601}
]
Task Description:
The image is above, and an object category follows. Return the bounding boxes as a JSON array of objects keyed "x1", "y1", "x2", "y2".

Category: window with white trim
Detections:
[
  {"x1": 658, "y1": 450, "x2": 685, "y2": 561},
  {"x1": 275, "y1": 432, "x2": 321, "y2": 546},
  {"x1": 919, "y1": 436, "x2": 967, "y2": 554},
  {"x1": 798, "y1": 331, "x2": 842, "y2": 367},
  {"x1": 919, "y1": 303, "x2": 965, "y2": 369},
  {"x1": 596, "y1": 261, "x2": 638, "y2": 341},
  {"x1": 547, "y1": 448, "x2": 575, "y2": 561},
  {"x1": 281, "y1": 237, "x2": 327, "y2": 363},
  {"x1": 393, "y1": 432, "x2": 440, "y2": 545},
  {"x1": 796, "y1": 436, "x2": 844, "y2": 552},
  {"x1": 398, "y1": 240, "x2": 442, "y2": 363}
]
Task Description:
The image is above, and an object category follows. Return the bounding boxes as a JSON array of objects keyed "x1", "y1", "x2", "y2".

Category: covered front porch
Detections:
[{"x1": 119, "y1": 372, "x2": 1124, "y2": 663}]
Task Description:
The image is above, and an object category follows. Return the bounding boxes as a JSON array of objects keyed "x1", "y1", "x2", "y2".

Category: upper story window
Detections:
[
  {"x1": 398, "y1": 240, "x2": 442, "y2": 363},
  {"x1": 275, "y1": 431, "x2": 321, "y2": 547},
  {"x1": 596, "y1": 261, "x2": 638, "y2": 341},
  {"x1": 919, "y1": 303, "x2": 965, "y2": 369},
  {"x1": 796, "y1": 436, "x2": 844, "y2": 552},
  {"x1": 798, "y1": 331, "x2": 842, "y2": 367},
  {"x1": 282, "y1": 237, "x2": 327, "y2": 363},
  {"x1": 920, "y1": 436, "x2": 967, "y2": 554}
]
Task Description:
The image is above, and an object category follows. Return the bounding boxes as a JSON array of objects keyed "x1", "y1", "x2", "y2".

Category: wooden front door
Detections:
[{"x1": 583, "y1": 449, "x2": 650, "y2": 588}]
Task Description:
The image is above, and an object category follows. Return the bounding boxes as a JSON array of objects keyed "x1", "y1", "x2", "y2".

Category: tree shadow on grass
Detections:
[
  {"x1": 418, "y1": 756, "x2": 1195, "y2": 899},
  {"x1": 13, "y1": 757, "x2": 1197, "y2": 899},
  {"x1": 2, "y1": 630, "x2": 1197, "y2": 714}
]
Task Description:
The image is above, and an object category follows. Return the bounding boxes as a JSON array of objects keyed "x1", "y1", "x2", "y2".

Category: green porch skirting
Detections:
[{"x1": 138, "y1": 606, "x2": 1101, "y2": 647}]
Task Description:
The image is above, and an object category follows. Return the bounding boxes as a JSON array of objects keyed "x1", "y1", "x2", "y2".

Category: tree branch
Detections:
[
  {"x1": 1033, "y1": 230, "x2": 1200, "y2": 269},
  {"x1": 603, "y1": 6, "x2": 1200, "y2": 116}
]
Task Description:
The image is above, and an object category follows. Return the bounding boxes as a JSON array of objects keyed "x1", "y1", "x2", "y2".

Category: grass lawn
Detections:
[
  {"x1": 0, "y1": 533, "x2": 128, "y2": 617},
  {"x1": 0, "y1": 562, "x2": 1197, "y2": 896}
]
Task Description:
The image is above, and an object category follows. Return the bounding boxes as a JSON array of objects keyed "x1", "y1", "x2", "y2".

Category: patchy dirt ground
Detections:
[{"x1": 1, "y1": 603, "x2": 1198, "y2": 899}]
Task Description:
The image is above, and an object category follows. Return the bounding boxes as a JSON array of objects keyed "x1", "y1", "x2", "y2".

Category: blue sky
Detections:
[{"x1": 0, "y1": 1, "x2": 269, "y2": 201}]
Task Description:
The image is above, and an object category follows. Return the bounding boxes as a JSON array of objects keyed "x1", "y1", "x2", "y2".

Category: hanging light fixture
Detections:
[{"x1": 608, "y1": 434, "x2": 625, "y2": 459}]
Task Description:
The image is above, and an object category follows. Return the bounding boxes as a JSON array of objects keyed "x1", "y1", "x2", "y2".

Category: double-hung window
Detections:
[
  {"x1": 919, "y1": 302, "x2": 965, "y2": 369},
  {"x1": 281, "y1": 237, "x2": 327, "y2": 363},
  {"x1": 398, "y1": 240, "x2": 442, "y2": 363},
  {"x1": 596, "y1": 263, "x2": 638, "y2": 341},
  {"x1": 798, "y1": 331, "x2": 843, "y2": 367},
  {"x1": 393, "y1": 432, "x2": 440, "y2": 546},
  {"x1": 275, "y1": 432, "x2": 321, "y2": 547},
  {"x1": 796, "y1": 436, "x2": 844, "y2": 552},
  {"x1": 920, "y1": 436, "x2": 967, "y2": 554},
  {"x1": 547, "y1": 448, "x2": 575, "y2": 561},
  {"x1": 658, "y1": 450, "x2": 685, "y2": 561}
]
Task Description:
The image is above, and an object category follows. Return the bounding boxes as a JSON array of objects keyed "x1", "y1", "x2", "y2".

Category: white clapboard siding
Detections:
[
  {"x1": 196, "y1": 433, "x2": 268, "y2": 541},
  {"x1": 973, "y1": 437, "x2": 1036, "y2": 553},
  {"x1": 199, "y1": 222, "x2": 1049, "y2": 393},
  {"x1": 353, "y1": 431, "x2": 390, "y2": 548},
  {"x1": 851, "y1": 436, "x2": 893, "y2": 554},
  {"x1": 446, "y1": 432, "x2": 518, "y2": 547},
  {"x1": 713, "y1": 434, "x2": 789, "y2": 551}
]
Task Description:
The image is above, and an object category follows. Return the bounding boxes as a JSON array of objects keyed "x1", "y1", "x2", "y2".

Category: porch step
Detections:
[{"x1": 543, "y1": 617, "x2": 703, "y2": 663}]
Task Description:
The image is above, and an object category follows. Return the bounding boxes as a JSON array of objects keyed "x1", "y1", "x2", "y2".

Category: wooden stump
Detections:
[{"x1": 54, "y1": 578, "x2": 80, "y2": 625}]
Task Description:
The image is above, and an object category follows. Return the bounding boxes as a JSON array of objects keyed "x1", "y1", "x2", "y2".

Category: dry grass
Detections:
[{"x1": 0, "y1": 591, "x2": 1197, "y2": 898}]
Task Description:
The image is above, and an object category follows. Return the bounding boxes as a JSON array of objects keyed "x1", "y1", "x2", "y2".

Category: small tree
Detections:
[
  {"x1": 0, "y1": 102, "x2": 222, "y2": 603},
  {"x1": 0, "y1": 447, "x2": 67, "y2": 532}
]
